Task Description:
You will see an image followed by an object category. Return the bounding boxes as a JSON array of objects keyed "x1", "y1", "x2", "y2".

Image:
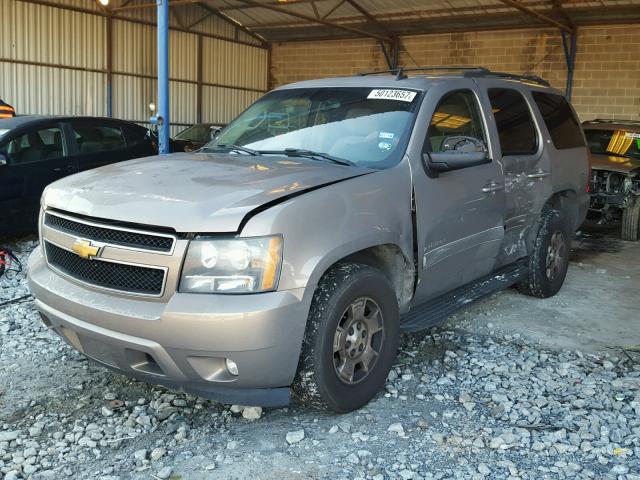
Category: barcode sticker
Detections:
[{"x1": 367, "y1": 89, "x2": 417, "y2": 102}]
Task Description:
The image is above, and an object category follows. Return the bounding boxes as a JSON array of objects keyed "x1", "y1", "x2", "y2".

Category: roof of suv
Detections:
[{"x1": 276, "y1": 67, "x2": 560, "y2": 94}]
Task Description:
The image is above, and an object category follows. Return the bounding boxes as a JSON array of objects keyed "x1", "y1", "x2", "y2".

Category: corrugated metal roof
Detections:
[{"x1": 194, "y1": 0, "x2": 640, "y2": 41}]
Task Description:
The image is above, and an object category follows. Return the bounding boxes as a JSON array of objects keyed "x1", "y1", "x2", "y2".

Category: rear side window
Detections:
[
  {"x1": 71, "y1": 124, "x2": 126, "y2": 154},
  {"x1": 123, "y1": 124, "x2": 151, "y2": 147},
  {"x1": 532, "y1": 92, "x2": 584, "y2": 149},
  {"x1": 488, "y1": 89, "x2": 537, "y2": 156}
]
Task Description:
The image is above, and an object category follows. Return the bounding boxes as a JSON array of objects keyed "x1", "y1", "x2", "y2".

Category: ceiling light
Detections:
[{"x1": 97, "y1": 0, "x2": 109, "y2": 5}]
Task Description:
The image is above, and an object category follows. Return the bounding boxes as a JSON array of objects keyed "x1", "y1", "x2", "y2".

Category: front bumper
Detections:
[{"x1": 28, "y1": 247, "x2": 313, "y2": 407}]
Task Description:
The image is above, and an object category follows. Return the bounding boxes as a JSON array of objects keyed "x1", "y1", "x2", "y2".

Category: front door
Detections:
[
  {"x1": 0, "y1": 123, "x2": 75, "y2": 233},
  {"x1": 413, "y1": 83, "x2": 506, "y2": 303}
]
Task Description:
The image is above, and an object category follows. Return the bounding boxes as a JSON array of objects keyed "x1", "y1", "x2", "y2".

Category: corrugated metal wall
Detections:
[{"x1": 1, "y1": 0, "x2": 268, "y2": 136}]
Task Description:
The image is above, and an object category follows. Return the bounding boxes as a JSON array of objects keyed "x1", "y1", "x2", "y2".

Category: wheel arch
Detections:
[
  {"x1": 544, "y1": 189, "x2": 580, "y2": 231},
  {"x1": 309, "y1": 243, "x2": 415, "y2": 314}
]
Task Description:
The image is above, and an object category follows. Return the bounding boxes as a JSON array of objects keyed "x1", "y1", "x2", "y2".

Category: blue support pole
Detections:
[{"x1": 157, "y1": 0, "x2": 170, "y2": 154}]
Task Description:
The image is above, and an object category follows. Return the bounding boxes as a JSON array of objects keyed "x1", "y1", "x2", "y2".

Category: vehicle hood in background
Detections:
[
  {"x1": 590, "y1": 153, "x2": 640, "y2": 174},
  {"x1": 43, "y1": 153, "x2": 371, "y2": 233}
]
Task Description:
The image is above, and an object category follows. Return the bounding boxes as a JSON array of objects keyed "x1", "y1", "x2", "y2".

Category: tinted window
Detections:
[
  {"x1": 584, "y1": 129, "x2": 640, "y2": 160},
  {"x1": 71, "y1": 124, "x2": 126, "y2": 154},
  {"x1": 532, "y1": 92, "x2": 584, "y2": 149},
  {"x1": 488, "y1": 89, "x2": 537, "y2": 156},
  {"x1": 123, "y1": 124, "x2": 150, "y2": 147},
  {"x1": 426, "y1": 90, "x2": 486, "y2": 153},
  {"x1": 1, "y1": 127, "x2": 64, "y2": 164}
]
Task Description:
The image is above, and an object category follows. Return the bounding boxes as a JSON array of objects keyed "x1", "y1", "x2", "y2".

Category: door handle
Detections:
[
  {"x1": 481, "y1": 182, "x2": 504, "y2": 194},
  {"x1": 527, "y1": 170, "x2": 551, "y2": 179}
]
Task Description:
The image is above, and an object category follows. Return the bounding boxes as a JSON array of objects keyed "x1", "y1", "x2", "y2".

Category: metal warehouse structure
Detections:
[{"x1": 2, "y1": 0, "x2": 639, "y2": 148}]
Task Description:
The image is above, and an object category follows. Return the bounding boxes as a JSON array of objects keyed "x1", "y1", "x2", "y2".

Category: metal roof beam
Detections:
[
  {"x1": 344, "y1": 0, "x2": 396, "y2": 38},
  {"x1": 498, "y1": 0, "x2": 573, "y2": 32},
  {"x1": 322, "y1": 0, "x2": 347, "y2": 20},
  {"x1": 231, "y1": 0, "x2": 392, "y2": 42},
  {"x1": 197, "y1": 2, "x2": 268, "y2": 45},
  {"x1": 114, "y1": 0, "x2": 202, "y2": 12},
  {"x1": 550, "y1": 0, "x2": 575, "y2": 29}
]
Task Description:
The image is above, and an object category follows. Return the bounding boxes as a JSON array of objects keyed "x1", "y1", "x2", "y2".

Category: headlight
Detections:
[{"x1": 179, "y1": 236, "x2": 283, "y2": 294}]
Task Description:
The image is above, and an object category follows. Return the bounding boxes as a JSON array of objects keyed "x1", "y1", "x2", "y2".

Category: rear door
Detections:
[
  {"x1": 475, "y1": 82, "x2": 552, "y2": 267},
  {"x1": 65, "y1": 120, "x2": 134, "y2": 172},
  {"x1": 412, "y1": 81, "x2": 507, "y2": 302},
  {"x1": 0, "y1": 122, "x2": 75, "y2": 232}
]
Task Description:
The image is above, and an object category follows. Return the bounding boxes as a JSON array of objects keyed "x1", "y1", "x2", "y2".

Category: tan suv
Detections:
[{"x1": 28, "y1": 68, "x2": 590, "y2": 412}]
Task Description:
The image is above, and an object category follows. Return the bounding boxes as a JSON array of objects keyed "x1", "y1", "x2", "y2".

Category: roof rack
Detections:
[
  {"x1": 463, "y1": 70, "x2": 551, "y2": 87},
  {"x1": 584, "y1": 118, "x2": 640, "y2": 125},
  {"x1": 356, "y1": 66, "x2": 550, "y2": 87},
  {"x1": 358, "y1": 66, "x2": 489, "y2": 80}
]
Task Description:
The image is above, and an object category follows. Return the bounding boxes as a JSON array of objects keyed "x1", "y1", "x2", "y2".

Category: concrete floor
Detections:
[{"x1": 454, "y1": 224, "x2": 640, "y2": 354}]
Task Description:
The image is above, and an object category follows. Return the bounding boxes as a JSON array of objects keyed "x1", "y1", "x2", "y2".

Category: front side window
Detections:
[
  {"x1": 488, "y1": 88, "x2": 538, "y2": 156},
  {"x1": 1, "y1": 127, "x2": 64, "y2": 164},
  {"x1": 71, "y1": 124, "x2": 126, "y2": 154},
  {"x1": 532, "y1": 92, "x2": 584, "y2": 149},
  {"x1": 209, "y1": 87, "x2": 421, "y2": 169},
  {"x1": 584, "y1": 129, "x2": 640, "y2": 160},
  {"x1": 425, "y1": 90, "x2": 486, "y2": 153}
]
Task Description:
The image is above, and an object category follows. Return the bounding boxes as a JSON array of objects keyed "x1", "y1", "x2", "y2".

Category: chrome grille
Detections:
[
  {"x1": 45, "y1": 242, "x2": 165, "y2": 296},
  {"x1": 44, "y1": 212, "x2": 174, "y2": 253}
]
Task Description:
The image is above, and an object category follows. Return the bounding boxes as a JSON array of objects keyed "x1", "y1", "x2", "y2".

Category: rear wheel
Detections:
[
  {"x1": 518, "y1": 209, "x2": 571, "y2": 298},
  {"x1": 293, "y1": 263, "x2": 399, "y2": 412},
  {"x1": 621, "y1": 198, "x2": 640, "y2": 241}
]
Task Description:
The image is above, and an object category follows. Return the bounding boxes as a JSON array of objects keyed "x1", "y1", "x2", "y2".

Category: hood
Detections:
[
  {"x1": 590, "y1": 153, "x2": 640, "y2": 174},
  {"x1": 43, "y1": 153, "x2": 370, "y2": 233}
]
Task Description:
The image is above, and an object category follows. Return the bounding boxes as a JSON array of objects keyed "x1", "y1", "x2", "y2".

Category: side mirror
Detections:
[
  {"x1": 425, "y1": 151, "x2": 490, "y2": 173},
  {"x1": 0, "y1": 153, "x2": 7, "y2": 167},
  {"x1": 423, "y1": 136, "x2": 490, "y2": 174},
  {"x1": 209, "y1": 126, "x2": 222, "y2": 141}
]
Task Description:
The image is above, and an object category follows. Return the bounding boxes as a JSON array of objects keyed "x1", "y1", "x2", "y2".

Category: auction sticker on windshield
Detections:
[{"x1": 368, "y1": 89, "x2": 417, "y2": 102}]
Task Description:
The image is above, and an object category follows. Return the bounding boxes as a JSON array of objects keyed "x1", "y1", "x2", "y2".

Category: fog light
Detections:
[{"x1": 225, "y1": 358, "x2": 239, "y2": 376}]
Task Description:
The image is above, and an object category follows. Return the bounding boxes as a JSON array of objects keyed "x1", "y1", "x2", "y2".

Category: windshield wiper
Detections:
[
  {"x1": 259, "y1": 148, "x2": 356, "y2": 167},
  {"x1": 201, "y1": 144, "x2": 260, "y2": 156}
]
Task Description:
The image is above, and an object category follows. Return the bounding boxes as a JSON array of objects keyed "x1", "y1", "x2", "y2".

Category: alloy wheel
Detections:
[{"x1": 332, "y1": 297, "x2": 385, "y2": 385}]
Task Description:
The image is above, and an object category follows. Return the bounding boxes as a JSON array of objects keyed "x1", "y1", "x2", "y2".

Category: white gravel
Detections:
[{"x1": 0, "y1": 237, "x2": 639, "y2": 479}]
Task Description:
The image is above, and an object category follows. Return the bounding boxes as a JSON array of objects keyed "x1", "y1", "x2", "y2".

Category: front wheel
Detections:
[
  {"x1": 518, "y1": 209, "x2": 571, "y2": 298},
  {"x1": 293, "y1": 263, "x2": 399, "y2": 412}
]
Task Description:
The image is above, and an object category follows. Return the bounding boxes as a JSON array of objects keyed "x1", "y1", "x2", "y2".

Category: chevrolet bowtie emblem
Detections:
[{"x1": 72, "y1": 239, "x2": 100, "y2": 260}]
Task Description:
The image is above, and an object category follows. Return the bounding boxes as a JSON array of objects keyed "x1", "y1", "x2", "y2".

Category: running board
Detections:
[{"x1": 400, "y1": 259, "x2": 529, "y2": 332}]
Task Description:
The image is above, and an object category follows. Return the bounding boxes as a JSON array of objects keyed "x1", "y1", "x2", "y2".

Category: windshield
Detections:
[
  {"x1": 584, "y1": 128, "x2": 640, "y2": 160},
  {"x1": 209, "y1": 87, "x2": 421, "y2": 169},
  {"x1": 0, "y1": 129, "x2": 9, "y2": 139},
  {"x1": 175, "y1": 124, "x2": 215, "y2": 143}
]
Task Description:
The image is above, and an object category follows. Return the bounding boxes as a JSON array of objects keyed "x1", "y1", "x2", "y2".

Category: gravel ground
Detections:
[{"x1": 0, "y1": 238, "x2": 639, "y2": 480}]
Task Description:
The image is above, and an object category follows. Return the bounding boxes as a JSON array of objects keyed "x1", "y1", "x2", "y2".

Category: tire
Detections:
[
  {"x1": 293, "y1": 263, "x2": 400, "y2": 412},
  {"x1": 621, "y1": 198, "x2": 640, "y2": 241},
  {"x1": 518, "y1": 209, "x2": 571, "y2": 299}
]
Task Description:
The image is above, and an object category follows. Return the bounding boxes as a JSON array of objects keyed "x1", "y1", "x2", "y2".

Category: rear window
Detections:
[
  {"x1": 532, "y1": 92, "x2": 584, "y2": 149},
  {"x1": 488, "y1": 88, "x2": 538, "y2": 156}
]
